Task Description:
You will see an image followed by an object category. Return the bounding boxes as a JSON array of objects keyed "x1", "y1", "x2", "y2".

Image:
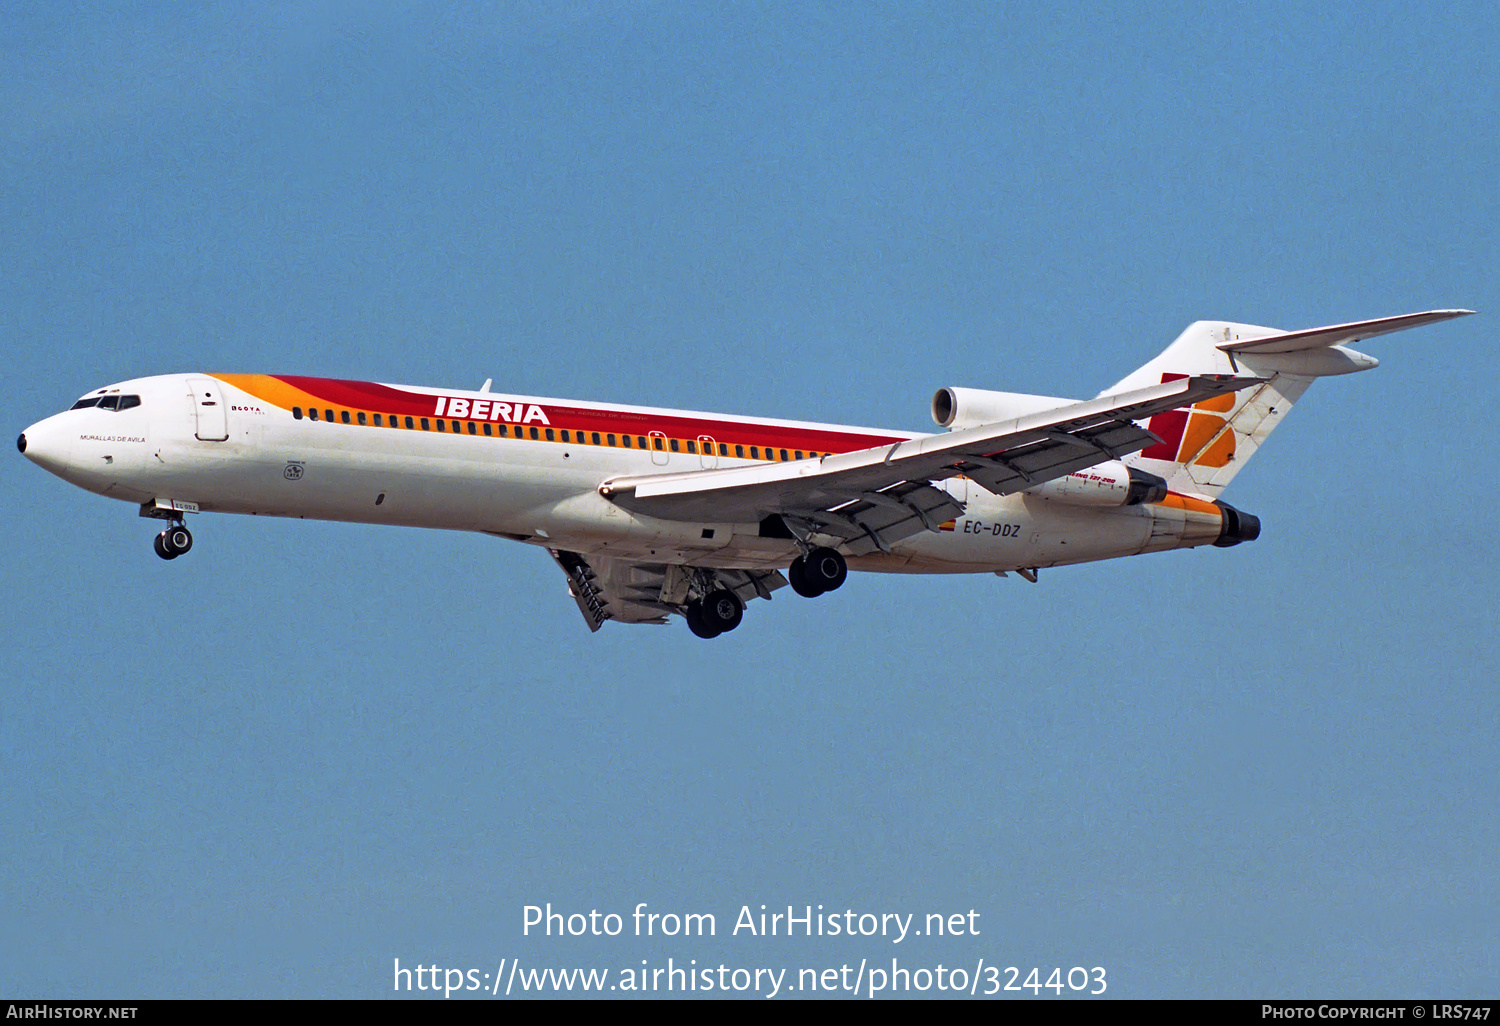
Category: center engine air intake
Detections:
[{"x1": 931, "y1": 386, "x2": 1075, "y2": 430}]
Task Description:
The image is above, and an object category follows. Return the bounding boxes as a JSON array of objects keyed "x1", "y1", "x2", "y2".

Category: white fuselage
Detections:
[{"x1": 20, "y1": 373, "x2": 1227, "y2": 575}]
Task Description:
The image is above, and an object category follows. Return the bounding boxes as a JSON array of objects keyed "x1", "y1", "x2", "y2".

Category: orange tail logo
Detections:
[{"x1": 1140, "y1": 374, "x2": 1236, "y2": 468}]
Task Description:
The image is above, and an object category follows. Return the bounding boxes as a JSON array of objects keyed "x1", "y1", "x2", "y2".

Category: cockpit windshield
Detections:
[{"x1": 71, "y1": 395, "x2": 141, "y2": 411}]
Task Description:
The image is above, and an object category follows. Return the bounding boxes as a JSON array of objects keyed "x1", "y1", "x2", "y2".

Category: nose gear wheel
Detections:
[{"x1": 153, "y1": 524, "x2": 193, "y2": 560}]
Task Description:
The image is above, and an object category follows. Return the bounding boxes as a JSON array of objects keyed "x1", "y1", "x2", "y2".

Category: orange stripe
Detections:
[
  {"x1": 1155, "y1": 491, "x2": 1220, "y2": 516},
  {"x1": 210, "y1": 374, "x2": 319, "y2": 411}
]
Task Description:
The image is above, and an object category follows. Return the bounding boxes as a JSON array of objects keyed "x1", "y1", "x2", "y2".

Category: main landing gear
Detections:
[
  {"x1": 685, "y1": 588, "x2": 745, "y2": 640},
  {"x1": 678, "y1": 549, "x2": 846, "y2": 639},
  {"x1": 787, "y1": 546, "x2": 847, "y2": 598},
  {"x1": 153, "y1": 523, "x2": 193, "y2": 560}
]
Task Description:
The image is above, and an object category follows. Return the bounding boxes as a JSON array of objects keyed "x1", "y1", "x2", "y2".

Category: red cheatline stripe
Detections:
[
  {"x1": 271, "y1": 376, "x2": 908, "y2": 453},
  {"x1": 275, "y1": 376, "x2": 434, "y2": 413}
]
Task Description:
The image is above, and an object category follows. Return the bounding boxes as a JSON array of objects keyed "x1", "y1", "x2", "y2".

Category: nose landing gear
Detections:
[
  {"x1": 140, "y1": 499, "x2": 199, "y2": 561},
  {"x1": 153, "y1": 523, "x2": 193, "y2": 560}
]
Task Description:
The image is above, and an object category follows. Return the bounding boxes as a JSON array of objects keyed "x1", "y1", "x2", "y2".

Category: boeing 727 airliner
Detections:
[{"x1": 17, "y1": 309, "x2": 1471, "y2": 637}]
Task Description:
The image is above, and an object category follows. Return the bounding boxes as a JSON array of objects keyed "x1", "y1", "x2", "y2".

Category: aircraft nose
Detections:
[{"x1": 18, "y1": 416, "x2": 74, "y2": 476}]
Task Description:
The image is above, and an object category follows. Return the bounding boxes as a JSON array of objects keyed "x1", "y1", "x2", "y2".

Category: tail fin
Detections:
[{"x1": 1100, "y1": 310, "x2": 1473, "y2": 498}]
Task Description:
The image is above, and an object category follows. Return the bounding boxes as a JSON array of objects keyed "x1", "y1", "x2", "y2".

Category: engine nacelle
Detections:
[
  {"x1": 932, "y1": 386, "x2": 1075, "y2": 430},
  {"x1": 1024, "y1": 462, "x2": 1169, "y2": 508},
  {"x1": 1213, "y1": 500, "x2": 1262, "y2": 546}
]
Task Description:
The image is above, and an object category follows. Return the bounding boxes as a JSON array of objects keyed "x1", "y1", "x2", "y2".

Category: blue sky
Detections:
[{"x1": 3, "y1": 1, "x2": 1495, "y2": 999}]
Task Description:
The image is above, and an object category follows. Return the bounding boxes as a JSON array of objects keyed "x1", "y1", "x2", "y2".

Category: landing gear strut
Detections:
[
  {"x1": 153, "y1": 523, "x2": 193, "y2": 560},
  {"x1": 788, "y1": 546, "x2": 846, "y2": 598},
  {"x1": 684, "y1": 587, "x2": 745, "y2": 639}
]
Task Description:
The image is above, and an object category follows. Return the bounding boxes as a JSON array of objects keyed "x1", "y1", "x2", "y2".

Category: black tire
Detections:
[
  {"x1": 165, "y1": 525, "x2": 193, "y2": 555},
  {"x1": 787, "y1": 556, "x2": 824, "y2": 598},
  {"x1": 153, "y1": 531, "x2": 178, "y2": 561},
  {"x1": 804, "y1": 547, "x2": 847, "y2": 592},
  {"x1": 701, "y1": 589, "x2": 744, "y2": 633},
  {"x1": 685, "y1": 600, "x2": 721, "y2": 639}
]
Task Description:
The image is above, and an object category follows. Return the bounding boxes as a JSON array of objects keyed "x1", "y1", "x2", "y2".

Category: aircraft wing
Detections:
[
  {"x1": 600, "y1": 374, "x2": 1262, "y2": 555},
  {"x1": 549, "y1": 549, "x2": 786, "y2": 632}
]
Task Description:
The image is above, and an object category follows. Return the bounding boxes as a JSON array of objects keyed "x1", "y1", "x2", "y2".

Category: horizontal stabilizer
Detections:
[{"x1": 1218, "y1": 309, "x2": 1474, "y2": 355}]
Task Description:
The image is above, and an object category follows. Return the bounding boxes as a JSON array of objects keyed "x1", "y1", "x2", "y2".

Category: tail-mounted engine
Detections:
[
  {"x1": 1213, "y1": 500, "x2": 1262, "y2": 546},
  {"x1": 931, "y1": 387, "x2": 1074, "y2": 430},
  {"x1": 1022, "y1": 461, "x2": 1169, "y2": 508},
  {"x1": 931, "y1": 388, "x2": 1170, "y2": 509}
]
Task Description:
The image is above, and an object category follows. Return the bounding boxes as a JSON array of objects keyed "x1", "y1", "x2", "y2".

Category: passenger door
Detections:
[{"x1": 188, "y1": 378, "x2": 228, "y2": 441}]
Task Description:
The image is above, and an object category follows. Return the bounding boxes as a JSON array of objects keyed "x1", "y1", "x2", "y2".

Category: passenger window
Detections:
[
  {"x1": 373, "y1": 414, "x2": 382, "y2": 426},
  {"x1": 451, "y1": 420, "x2": 461, "y2": 432},
  {"x1": 420, "y1": 418, "x2": 430, "y2": 430},
  {"x1": 483, "y1": 423, "x2": 492, "y2": 436},
  {"x1": 653, "y1": 437, "x2": 664, "y2": 451},
  {"x1": 341, "y1": 410, "x2": 351, "y2": 424},
  {"x1": 468, "y1": 422, "x2": 477, "y2": 435},
  {"x1": 637, "y1": 436, "x2": 647, "y2": 449},
  {"x1": 591, "y1": 432, "x2": 600, "y2": 445},
  {"x1": 719, "y1": 443, "x2": 728, "y2": 456},
  {"x1": 621, "y1": 434, "x2": 631, "y2": 447},
  {"x1": 780, "y1": 449, "x2": 789, "y2": 461},
  {"x1": 293, "y1": 407, "x2": 304, "y2": 420},
  {"x1": 545, "y1": 428, "x2": 555, "y2": 441},
  {"x1": 687, "y1": 440, "x2": 697, "y2": 454},
  {"x1": 735, "y1": 445, "x2": 744, "y2": 458},
  {"x1": 405, "y1": 416, "x2": 414, "y2": 429},
  {"x1": 530, "y1": 427, "x2": 540, "y2": 440},
  {"x1": 435, "y1": 419, "x2": 445, "y2": 432},
  {"x1": 325, "y1": 409, "x2": 334, "y2": 422},
  {"x1": 670, "y1": 439, "x2": 679, "y2": 452},
  {"x1": 795, "y1": 450, "x2": 803, "y2": 460},
  {"x1": 750, "y1": 446, "x2": 759, "y2": 459},
  {"x1": 607, "y1": 434, "x2": 616, "y2": 446},
  {"x1": 561, "y1": 430, "x2": 570, "y2": 443},
  {"x1": 357, "y1": 411, "x2": 367, "y2": 425}
]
